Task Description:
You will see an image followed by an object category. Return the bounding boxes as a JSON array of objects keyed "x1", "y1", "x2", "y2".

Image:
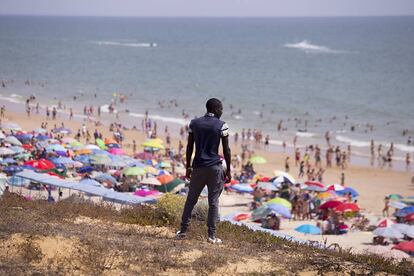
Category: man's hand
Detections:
[
  {"x1": 185, "y1": 167, "x2": 192, "y2": 180},
  {"x1": 225, "y1": 170, "x2": 232, "y2": 184}
]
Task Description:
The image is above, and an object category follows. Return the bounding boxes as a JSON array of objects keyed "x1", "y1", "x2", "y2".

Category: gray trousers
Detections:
[{"x1": 180, "y1": 164, "x2": 225, "y2": 237}]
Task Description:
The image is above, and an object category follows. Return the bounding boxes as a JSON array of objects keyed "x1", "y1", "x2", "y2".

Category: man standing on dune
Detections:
[{"x1": 177, "y1": 98, "x2": 231, "y2": 244}]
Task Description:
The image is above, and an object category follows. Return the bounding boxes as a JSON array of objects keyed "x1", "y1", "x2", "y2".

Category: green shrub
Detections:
[{"x1": 154, "y1": 194, "x2": 185, "y2": 226}]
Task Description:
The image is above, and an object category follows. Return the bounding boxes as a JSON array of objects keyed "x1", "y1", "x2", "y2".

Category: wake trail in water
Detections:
[{"x1": 284, "y1": 40, "x2": 342, "y2": 54}]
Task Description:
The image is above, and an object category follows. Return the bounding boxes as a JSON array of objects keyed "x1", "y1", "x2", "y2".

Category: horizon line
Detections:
[{"x1": 1, "y1": 13, "x2": 414, "y2": 19}]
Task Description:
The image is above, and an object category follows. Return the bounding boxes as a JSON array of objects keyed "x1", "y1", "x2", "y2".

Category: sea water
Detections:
[{"x1": 0, "y1": 16, "x2": 413, "y2": 164}]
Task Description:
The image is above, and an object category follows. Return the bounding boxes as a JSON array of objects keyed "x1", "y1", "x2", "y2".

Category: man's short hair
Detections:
[{"x1": 206, "y1": 98, "x2": 222, "y2": 112}]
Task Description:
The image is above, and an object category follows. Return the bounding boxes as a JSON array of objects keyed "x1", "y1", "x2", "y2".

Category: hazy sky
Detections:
[{"x1": 1, "y1": 0, "x2": 414, "y2": 17}]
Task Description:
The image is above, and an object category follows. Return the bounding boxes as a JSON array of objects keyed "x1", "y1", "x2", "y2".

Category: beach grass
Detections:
[{"x1": 0, "y1": 195, "x2": 412, "y2": 275}]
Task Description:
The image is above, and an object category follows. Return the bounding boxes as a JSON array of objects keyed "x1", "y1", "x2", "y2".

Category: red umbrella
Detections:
[
  {"x1": 157, "y1": 174, "x2": 174, "y2": 184},
  {"x1": 25, "y1": 159, "x2": 56, "y2": 170},
  {"x1": 319, "y1": 200, "x2": 343, "y2": 210},
  {"x1": 334, "y1": 203, "x2": 360, "y2": 213},
  {"x1": 259, "y1": 177, "x2": 270, "y2": 182},
  {"x1": 22, "y1": 144, "x2": 33, "y2": 150},
  {"x1": 305, "y1": 181, "x2": 325, "y2": 188},
  {"x1": 392, "y1": 241, "x2": 414, "y2": 253},
  {"x1": 404, "y1": 213, "x2": 414, "y2": 222}
]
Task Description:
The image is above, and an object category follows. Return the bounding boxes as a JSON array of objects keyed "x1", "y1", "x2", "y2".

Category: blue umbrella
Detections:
[
  {"x1": 230, "y1": 184, "x2": 254, "y2": 193},
  {"x1": 46, "y1": 144, "x2": 66, "y2": 152},
  {"x1": 80, "y1": 178, "x2": 103, "y2": 187},
  {"x1": 9, "y1": 146, "x2": 25, "y2": 154},
  {"x1": 0, "y1": 158, "x2": 17, "y2": 165},
  {"x1": 74, "y1": 155, "x2": 90, "y2": 164},
  {"x1": 336, "y1": 187, "x2": 359, "y2": 197},
  {"x1": 3, "y1": 165, "x2": 23, "y2": 174},
  {"x1": 395, "y1": 206, "x2": 414, "y2": 217},
  {"x1": 78, "y1": 166, "x2": 95, "y2": 174},
  {"x1": 106, "y1": 143, "x2": 120, "y2": 149},
  {"x1": 267, "y1": 203, "x2": 292, "y2": 218},
  {"x1": 14, "y1": 133, "x2": 33, "y2": 142},
  {"x1": 51, "y1": 156, "x2": 76, "y2": 166},
  {"x1": 295, "y1": 224, "x2": 322, "y2": 235},
  {"x1": 127, "y1": 160, "x2": 146, "y2": 167},
  {"x1": 95, "y1": 173, "x2": 117, "y2": 184},
  {"x1": 91, "y1": 149, "x2": 110, "y2": 155},
  {"x1": 36, "y1": 134, "x2": 49, "y2": 141}
]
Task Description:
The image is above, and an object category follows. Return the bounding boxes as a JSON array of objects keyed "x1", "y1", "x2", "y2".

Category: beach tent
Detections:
[{"x1": 295, "y1": 224, "x2": 321, "y2": 235}]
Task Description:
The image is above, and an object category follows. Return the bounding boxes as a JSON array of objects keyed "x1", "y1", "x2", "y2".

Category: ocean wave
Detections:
[
  {"x1": 284, "y1": 40, "x2": 341, "y2": 54},
  {"x1": 10, "y1": 93, "x2": 23, "y2": 98},
  {"x1": 335, "y1": 135, "x2": 371, "y2": 147},
  {"x1": 394, "y1": 143, "x2": 414, "y2": 153},
  {"x1": 91, "y1": 41, "x2": 157, "y2": 48},
  {"x1": 99, "y1": 104, "x2": 117, "y2": 113},
  {"x1": 296, "y1": 131, "x2": 316, "y2": 138},
  {"x1": 129, "y1": 112, "x2": 188, "y2": 126},
  {"x1": 0, "y1": 95, "x2": 22, "y2": 104}
]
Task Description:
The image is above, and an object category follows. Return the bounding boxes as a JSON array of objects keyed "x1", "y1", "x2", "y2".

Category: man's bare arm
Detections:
[
  {"x1": 185, "y1": 133, "x2": 194, "y2": 178},
  {"x1": 222, "y1": 135, "x2": 231, "y2": 182}
]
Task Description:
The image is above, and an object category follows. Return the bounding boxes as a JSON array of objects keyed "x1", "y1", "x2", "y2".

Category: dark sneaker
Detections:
[
  {"x1": 207, "y1": 236, "x2": 222, "y2": 244},
  {"x1": 176, "y1": 230, "x2": 187, "y2": 239}
]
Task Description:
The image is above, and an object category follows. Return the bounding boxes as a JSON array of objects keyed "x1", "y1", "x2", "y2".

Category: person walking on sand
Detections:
[
  {"x1": 383, "y1": 196, "x2": 390, "y2": 217},
  {"x1": 176, "y1": 98, "x2": 231, "y2": 244}
]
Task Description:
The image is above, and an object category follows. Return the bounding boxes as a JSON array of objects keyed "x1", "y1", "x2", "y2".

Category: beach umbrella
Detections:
[
  {"x1": 141, "y1": 139, "x2": 164, "y2": 149},
  {"x1": 122, "y1": 166, "x2": 146, "y2": 176},
  {"x1": 295, "y1": 224, "x2": 321, "y2": 235},
  {"x1": 76, "y1": 148, "x2": 92, "y2": 155},
  {"x1": 389, "y1": 194, "x2": 403, "y2": 200},
  {"x1": 392, "y1": 241, "x2": 414, "y2": 253},
  {"x1": 389, "y1": 201, "x2": 407, "y2": 209},
  {"x1": 1, "y1": 122, "x2": 21, "y2": 131},
  {"x1": 249, "y1": 155, "x2": 267, "y2": 164},
  {"x1": 273, "y1": 170, "x2": 296, "y2": 183},
  {"x1": 401, "y1": 225, "x2": 414, "y2": 238},
  {"x1": 46, "y1": 144, "x2": 66, "y2": 152},
  {"x1": 83, "y1": 144, "x2": 99, "y2": 150},
  {"x1": 61, "y1": 137, "x2": 76, "y2": 144},
  {"x1": 376, "y1": 218, "x2": 395, "y2": 228},
  {"x1": 157, "y1": 169, "x2": 171, "y2": 176},
  {"x1": 0, "y1": 158, "x2": 17, "y2": 165},
  {"x1": 0, "y1": 147, "x2": 15, "y2": 156},
  {"x1": 127, "y1": 160, "x2": 146, "y2": 168},
  {"x1": 373, "y1": 227, "x2": 403, "y2": 239},
  {"x1": 157, "y1": 161, "x2": 171, "y2": 168},
  {"x1": 404, "y1": 213, "x2": 414, "y2": 222},
  {"x1": 0, "y1": 132, "x2": 5, "y2": 139},
  {"x1": 267, "y1": 203, "x2": 292, "y2": 218},
  {"x1": 21, "y1": 143, "x2": 33, "y2": 150},
  {"x1": 336, "y1": 187, "x2": 359, "y2": 197},
  {"x1": 229, "y1": 183, "x2": 254, "y2": 193},
  {"x1": 52, "y1": 156, "x2": 76, "y2": 166},
  {"x1": 5, "y1": 136, "x2": 22, "y2": 146},
  {"x1": 257, "y1": 182, "x2": 278, "y2": 191},
  {"x1": 94, "y1": 173, "x2": 118, "y2": 185},
  {"x1": 34, "y1": 128, "x2": 47, "y2": 134},
  {"x1": 394, "y1": 206, "x2": 414, "y2": 217},
  {"x1": 106, "y1": 143, "x2": 120, "y2": 149},
  {"x1": 304, "y1": 185, "x2": 326, "y2": 192},
  {"x1": 109, "y1": 148, "x2": 125, "y2": 155},
  {"x1": 272, "y1": 176, "x2": 293, "y2": 186},
  {"x1": 334, "y1": 203, "x2": 359, "y2": 213},
  {"x1": 134, "y1": 189, "x2": 160, "y2": 197},
  {"x1": 316, "y1": 191, "x2": 336, "y2": 199},
  {"x1": 155, "y1": 178, "x2": 185, "y2": 193},
  {"x1": 401, "y1": 198, "x2": 414, "y2": 205},
  {"x1": 90, "y1": 154, "x2": 112, "y2": 165},
  {"x1": 3, "y1": 165, "x2": 23, "y2": 174},
  {"x1": 70, "y1": 141, "x2": 84, "y2": 148},
  {"x1": 266, "y1": 197, "x2": 292, "y2": 209},
  {"x1": 9, "y1": 146, "x2": 25, "y2": 154},
  {"x1": 95, "y1": 138, "x2": 107, "y2": 150},
  {"x1": 157, "y1": 174, "x2": 174, "y2": 184},
  {"x1": 251, "y1": 205, "x2": 273, "y2": 221},
  {"x1": 140, "y1": 177, "x2": 162, "y2": 186},
  {"x1": 135, "y1": 152, "x2": 154, "y2": 160},
  {"x1": 327, "y1": 184, "x2": 345, "y2": 192},
  {"x1": 25, "y1": 159, "x2": 55, "y2": 170},
  {"x1": 319, "y1": 200, "x2": 343, "y2": 210},
  {"x1": 304, "y1": 181, "x2": 325, "y2": 188},
  {"x1": 391, "y1": 223, "x2": 411, "y2": 234},
  {"x1": 35, "y1": 134, "x2": 49, "y2": 141},
  {"x1": 144, "y1": 166, "x2": 158, "y2": 175},
  {"x1": 78, "y1": 166, "x2": 95, "y2": 174},
  {"x1": 74, "y1": 155, "x2": 90, "y2": 164}
]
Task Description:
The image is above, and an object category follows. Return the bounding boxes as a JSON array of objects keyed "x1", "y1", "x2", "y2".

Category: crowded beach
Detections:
[{"x1": 0, "y1": 91, "x2": 413, "y2": 260}]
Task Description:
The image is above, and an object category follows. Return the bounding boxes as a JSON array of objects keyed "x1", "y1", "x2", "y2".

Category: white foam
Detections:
[
  {"x1": 0, "y1": 95, "x2": 22, "y2": 104},
  {"x1": 91, "y1": 41, "x2": 157, "y2": 48},
  {"x1": 335, "y1": 135, "x2": 371, "y2": 147},
  {"x1": 129, "y1": 112, "x2": 188, "y2": 126},
  {"x1": 100, "y1": 104, "x2": 117, "y2": 113},
  {"x1": 394, "y1": 143, "x2": 414, "y2": 153},
  {"x1": 10, "y1": 94, "x2": 23, "y2": 98},
  {"x1": 295, "y1": 131, "x2": 316, "y2": 138},
  {"x1": 284, "y1": 40, "x2": 341, "y2": 54},
  {"x1": 233, "y1": 115, "x2": 243, "y2": 120}
]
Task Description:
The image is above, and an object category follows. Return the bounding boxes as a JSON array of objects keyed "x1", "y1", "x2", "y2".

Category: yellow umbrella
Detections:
[
  {"x1": 266, "y1": 197, "x2": 292, "y2": 210},
  {"x1": 144, "y1": 166, "x2": 158, "y2": 175},
  {"x1": 317, "y1": 192, "x2": 334, "y2": 200},
  {"x1": 249, "y1": 155, "x2": 267, "y2": 164},
  {"x1": 142, "y1": 139, "x2": 164, "y2": 149},
  {"x1": 75, "y1": 148, "x2": 92, "y2": 155}
]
